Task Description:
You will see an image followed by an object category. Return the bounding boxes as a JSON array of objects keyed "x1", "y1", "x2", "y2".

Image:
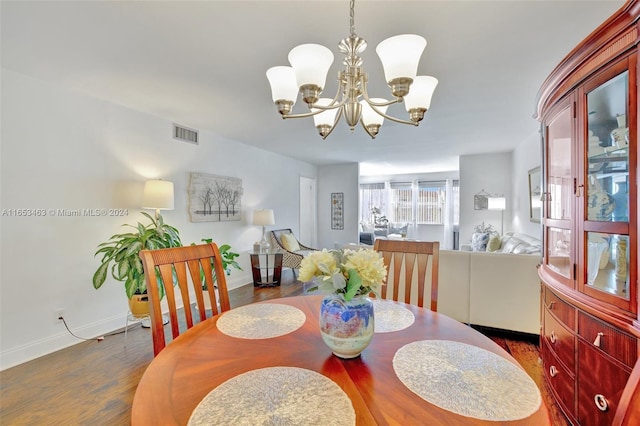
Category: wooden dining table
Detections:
[{"x1": 131, "y1": 295, "x2": 550, "y2": 425}]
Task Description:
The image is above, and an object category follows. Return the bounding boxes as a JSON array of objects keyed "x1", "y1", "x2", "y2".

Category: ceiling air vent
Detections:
[{"x1": 173, "y1": 124, "x2": 199, "y2": 145}]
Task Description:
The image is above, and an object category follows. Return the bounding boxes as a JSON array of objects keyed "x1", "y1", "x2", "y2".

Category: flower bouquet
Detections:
[{"x1": 299, "y1": 248, "x2": 387, "y2": 302}]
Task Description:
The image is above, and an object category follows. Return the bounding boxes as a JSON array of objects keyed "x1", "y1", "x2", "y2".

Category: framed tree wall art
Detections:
[{"x1": 188, "y1": 173, "x2": 243, "y2": 222}]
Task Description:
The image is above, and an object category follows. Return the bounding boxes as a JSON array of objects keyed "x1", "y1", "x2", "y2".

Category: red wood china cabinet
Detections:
[{"x1": 536, "y1": 1, "x2": 640, "y2": 424}]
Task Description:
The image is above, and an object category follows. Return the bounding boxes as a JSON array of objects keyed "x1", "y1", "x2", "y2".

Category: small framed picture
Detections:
[{"x1": 331, "y1": 193, "x2": 344, "y2": 230}]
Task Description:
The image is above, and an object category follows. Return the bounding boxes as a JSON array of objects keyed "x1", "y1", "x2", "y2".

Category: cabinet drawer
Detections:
[
  {"x1": 544, "y1": 307, "x2": 576, "y2": 372},
  {"x1": 578, "y1": 312, "x2": 637, "y2": 368},
  {"x1": 544, "y1": 288, "x2": 576, "y2": 330},
  {"x1": 577, "y1": 340, "x2": 631, "y2": 426},
  {"x1": 542, "y1": 340, "x2": 576, "y2": 421}
]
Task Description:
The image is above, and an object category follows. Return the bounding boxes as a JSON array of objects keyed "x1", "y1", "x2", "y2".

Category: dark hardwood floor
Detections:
[{"x1": 0, "y1": 270, "x2": 569, "y2": 425}]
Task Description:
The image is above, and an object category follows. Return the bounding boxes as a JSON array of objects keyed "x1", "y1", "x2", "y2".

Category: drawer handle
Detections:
[
  {"x1": 594, "y1": 394, "x2": 609, "y2": 412},
  {"x1": 546, "y1": 301, "x2": 556, "y2": 310},
  {"x1": 549, "y1": 365, "x2": 558, "y2": 377},
  {"x1": 593, "y1": 332, "x2": 604, "y2": 348},
  {"x1": 550, "y1": 330, "x2": 557, "y2": 344}
]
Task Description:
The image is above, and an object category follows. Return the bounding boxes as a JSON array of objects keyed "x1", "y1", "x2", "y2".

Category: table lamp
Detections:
[
  {"x1": 488, "y1": 196, "x2": 506, "y2": 235},
  {"x1": 253, "y1": 209, "x2": 275, "y2": 253},
  {"x1": 142, "y1": 179, "x2": 174, "y2": 219}
]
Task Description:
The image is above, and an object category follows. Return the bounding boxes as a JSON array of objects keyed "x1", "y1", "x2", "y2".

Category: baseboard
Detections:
[
  {"x1": 469, "y1": 324, "x2": 540, "y2": 345},
  {"x1": 0, "y1": 312, "x2": 125, "y2": 371}
]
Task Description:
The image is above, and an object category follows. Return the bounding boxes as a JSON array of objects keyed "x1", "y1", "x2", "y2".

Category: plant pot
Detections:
[
  {"x1": 128, "y1": 293, "x2": 150, "y2": 318},
  {"x1": 319, "y1": 295, "x2": 374, "y2": 359},
  {"x1": 196, "y1": 289, "x2": 220, "y2": 312}
]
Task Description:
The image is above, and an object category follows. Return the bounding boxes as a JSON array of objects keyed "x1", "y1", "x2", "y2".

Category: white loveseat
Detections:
[{"x1": 438, "y1": 237, "x2": 542, "y2": 335}]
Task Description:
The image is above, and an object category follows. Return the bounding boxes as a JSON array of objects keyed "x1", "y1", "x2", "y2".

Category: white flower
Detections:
[{"x1": 300, "y1": 248, "x2": 387, "y2": 301}]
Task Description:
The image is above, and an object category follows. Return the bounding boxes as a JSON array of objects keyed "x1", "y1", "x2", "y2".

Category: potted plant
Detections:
[
  {"x1": 196, "y1": 238, "x2": 242, "y2": 310},
  {"x1": 92, "y1": 212, "x2": 182, "y2": 316}
]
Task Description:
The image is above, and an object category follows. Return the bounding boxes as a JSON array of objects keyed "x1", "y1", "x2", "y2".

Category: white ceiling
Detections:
[{"x1": 1, "y1": 0, "x2": 624, "y2": 175}]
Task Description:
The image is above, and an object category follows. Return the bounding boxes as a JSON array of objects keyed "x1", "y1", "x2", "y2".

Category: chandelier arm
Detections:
[
  {"x1": 282, "y1": 85, "x2": 346, "y2": 119},
  {"x1": 282, "y1": 109, "x2": 329, "y2": 120},
  {"x1": 360, "y1": 80, "x2": 400, "y2": 108},
  {"x1": 361, "y1": 95, "x2": 400, "y2": 108},
  {"x1": 360, "y1": 79, "x2": 415, "y2": 125},
  {"x1": 368, "y1": 103, "x2": 419, "y2": 126},
  {"x1": 283, "y1": 100, "x2": 344, "y2": 119}
]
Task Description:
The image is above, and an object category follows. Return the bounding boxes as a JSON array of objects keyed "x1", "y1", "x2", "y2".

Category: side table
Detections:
[{"x1": 249, "y1": 252, "x2": 283, "y2": 287}]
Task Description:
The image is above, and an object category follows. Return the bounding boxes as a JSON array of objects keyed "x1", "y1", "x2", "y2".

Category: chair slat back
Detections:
[
  {"x1": 374, "y1": 239, "x2": 440, "y2": 311},
  {"x1": 613, "y1": 357, "x2": 640, "y2": 425},
  {"x1": 139, "y1": 242, "x2": 231, "y2": 356}
]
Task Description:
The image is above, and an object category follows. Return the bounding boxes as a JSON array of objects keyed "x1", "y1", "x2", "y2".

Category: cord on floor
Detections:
[{"x1": 58, "y1": 315, "x2": 142, "y2": 341}]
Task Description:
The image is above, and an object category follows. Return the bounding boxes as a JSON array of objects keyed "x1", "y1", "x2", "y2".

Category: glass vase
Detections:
[{"x1": 319, "y1": 294, "x2": 374, "y2": 359}]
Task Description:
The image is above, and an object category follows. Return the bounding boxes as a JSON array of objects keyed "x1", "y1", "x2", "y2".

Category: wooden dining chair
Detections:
[
  {"x1": 613, "y1": 356, "x2": 640, "y2": 425},
  {"x1": 139, "y1": 242, "x2": 231, "y2": 356},
  {"x1": 373, "y1": 239, "x2": 440, "y2": 311}
]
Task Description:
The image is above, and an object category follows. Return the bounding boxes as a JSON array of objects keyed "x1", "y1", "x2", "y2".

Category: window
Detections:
[
  {"x1": 360, "y1": 179, "x2": 459, "y2": 226},
  {"x1": 359, "y1": 183, "x2": 385, "y2": 223},
  {"x1": 417, "y1": 181, "x2": 445, "y2": 224},
  {"x1": 390, "y1": 182, "x2": 413, "y2": 222},
  {"x1": 452, "y1": 180, "x2": 460, "y2": 226}
]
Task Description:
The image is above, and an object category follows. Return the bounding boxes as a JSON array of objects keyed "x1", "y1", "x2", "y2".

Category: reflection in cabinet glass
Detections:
[
  {"x1": 547, "y1": 227, "x2": 572, "y2": 279},
  {"x1": 586, "y1": 71, "x2": 629, "y2": 223},
  {"x1": 586, "y1": 232, "x2": 629, "y2": 299}
]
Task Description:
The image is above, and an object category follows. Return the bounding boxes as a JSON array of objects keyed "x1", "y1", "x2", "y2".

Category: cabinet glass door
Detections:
[
  {"x1": 544, "y1": 99, "x2": 575, "y2": 285},
  {"x1": 586, "y1": 71, "x2": 629, "y2": 223},
  {"x1": 547, "y1": 106, "x2": 573, "y2": 221},
  {"x1": 581, "y1": 57, "x2": 635, "y2": 313}
]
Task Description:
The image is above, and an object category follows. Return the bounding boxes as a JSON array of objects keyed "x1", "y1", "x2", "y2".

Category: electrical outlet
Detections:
[{"x1": 56, "y1": 309, "x2": 64, "y2": 322}]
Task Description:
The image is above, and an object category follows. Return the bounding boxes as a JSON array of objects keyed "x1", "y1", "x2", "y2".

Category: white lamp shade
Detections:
[
  {"x1": 142, "y1": 180, "x2": 174, "y2": 210},
  {"x1": 253, "y1": 209, "x2": 275, "y2": 226},
  {"x1": 266, "y1": 66, "x2": 298, "y2": 103},
  {"x1": 376, "y1": 34, "x2": 426, "y2": 83},
  {"x1": 404, "y1": 76, "x2": 439, "y2": 111},
  {"x1": 288, "y1": 44, "x2": 334, "y2": 90},
  {"x1": 488, "y1": 197, "x2": 506, "y2": 210},
  {"x1": 312, "y1": 98, "x2": 340, "y2": 127},
  {"x1": 360, "y1": 98, "x2": 389, "y2": 126}
]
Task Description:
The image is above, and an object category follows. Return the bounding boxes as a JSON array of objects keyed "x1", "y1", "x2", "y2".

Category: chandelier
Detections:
[{"x1": 266, "y1": 0, "x2": 438, "y2": 139}]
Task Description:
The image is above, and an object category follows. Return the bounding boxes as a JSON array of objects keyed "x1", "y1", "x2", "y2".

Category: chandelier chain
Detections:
[{"x1": 349, "y1": 0, "x2": 356, "y2": 37}]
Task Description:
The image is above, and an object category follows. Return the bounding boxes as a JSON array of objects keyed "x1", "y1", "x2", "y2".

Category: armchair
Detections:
[{"x1": 269, "y1": 229, "x2": 317, "y2": 279}]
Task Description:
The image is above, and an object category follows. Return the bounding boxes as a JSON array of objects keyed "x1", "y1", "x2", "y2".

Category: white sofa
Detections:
[{"x1": 438, "y1": 248, "x2": 542, "y2": 335}]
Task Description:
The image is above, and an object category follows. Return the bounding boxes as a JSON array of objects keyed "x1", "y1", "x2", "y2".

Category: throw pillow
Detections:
[
  {"x1": 501, "y1": 237, "x2": 524, "y2": 254},
  {"x1": 281, "y1": 233, "x2": 301, "y2": 252},
  {"x1": 486, "y1": 234, "x2": 502, "y2": 252},
  {"x1": 471, "y1": 232, "x2": 490, "y2": 252}
]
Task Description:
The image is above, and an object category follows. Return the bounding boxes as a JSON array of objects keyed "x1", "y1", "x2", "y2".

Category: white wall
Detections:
[
  {"x1": 317, "y1": 164, "x2": 359, "y2": 249},
  {"x1": 459, "y1": 152, "x2": 512, "y2": 244},
  {"x1": 512, "y1": 130, "x2": 543, "y2": 240},
  {"x1": 0, "y1": 69, "x2": 317, "y2": 369}
]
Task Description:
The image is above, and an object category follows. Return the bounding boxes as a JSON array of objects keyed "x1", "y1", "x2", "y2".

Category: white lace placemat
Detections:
[
  {"x1": 372, "y1": 299, "x2": 415, "y2": 333},
  {"x1": 393, "y1": 340, "x2": 541, "y2": 421},
  {"x1": 216, "y1": 303, "x2": 306, "y2": 339},
  {"x1": 188, "y1": 367, "x2": 356, "y2": 426}
]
